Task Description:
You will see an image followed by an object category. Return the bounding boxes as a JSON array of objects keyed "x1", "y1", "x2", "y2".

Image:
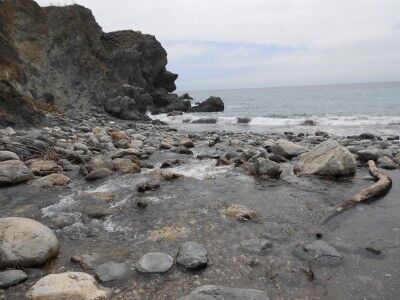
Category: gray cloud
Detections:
[{"x1": 36, "y1": 0, "x2": 400, "y2": 90}]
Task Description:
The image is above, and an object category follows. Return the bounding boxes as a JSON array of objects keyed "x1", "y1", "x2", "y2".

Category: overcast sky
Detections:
[{"x1": 36, "y1": 0, "x2": 400, "y2": 91}]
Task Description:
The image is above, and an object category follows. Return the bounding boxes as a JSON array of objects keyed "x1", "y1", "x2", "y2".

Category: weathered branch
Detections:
[{"x1": 321, "y1": 160, "x2": 392, "y2": 225}]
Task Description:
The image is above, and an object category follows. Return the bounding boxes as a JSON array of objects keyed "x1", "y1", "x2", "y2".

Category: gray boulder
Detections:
[
  {"x1": 240, "y1": 239, "x2": 273, "y2": 254},
  {"x1": 179, "y1": 285, "x2": 270, "y2": 300},
  {"x1": 299, "y1": 140, "x2": 357, "y2": 177},
  {"x1": 253, "y1": 157, "x2": 282, "y2": 179},
  {"x1": 136, "y1": 252, "x2": 174, "y2": 274},
  {"x1": 95, "y1": 262, "x2": 131, "y2": 283},
  {"x1": 0, "y1": 160, "x2": 34, "y2": 186},
  {"x1": 177, "y1": 242, "x2": 208, "y2": 270},
  {"x1": 0, "y1": 217, "x2": 59, "y2": 268},
  {"x1": 0, "y1": 270, "x2": 27, "y2": 288},
  {"x1": 357, "y1": 148, "x2": 382, "y2": 162},
  {"x1": 0, "y1": 151, "x2": 20, "y2": 162},
  {"x1": 377, "y1": 156, "x2": 398, "y2": 170},
  {"x1": 191, "y1": 97, "x2": 224, "y2": 112},
  {"x1": 271, "y1": 139, "x2": 308, "y2": 159}
]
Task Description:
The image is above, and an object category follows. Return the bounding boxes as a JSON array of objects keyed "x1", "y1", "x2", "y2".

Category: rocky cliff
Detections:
[{"x1": 0, "y1": 0, "x2": 180, "y2": 126}]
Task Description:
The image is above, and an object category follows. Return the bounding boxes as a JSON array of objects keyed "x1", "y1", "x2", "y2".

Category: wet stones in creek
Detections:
[
  {"x1": 240, "y1": 239, "x2": 273, "y2": 255},
  {"x1": 298, "y1": 140, "x2": 357, "y2": 177},
  {"x1": 271, "y1": 139, "x2": 308, "y2": 159},
  {"x1": 0, "y1": 270, "x2": 28, "y2": 288},
  {"x1": 26, "y1": 272, "x2": 110, "y2": 300},
  {"x1": 0, "y1": 217, "x2": 59, "y2": 268},
  {"x1": 0, "y1": 160, "x2": 34, "y2": 186},
  {"x1": 0, "y1": 150, "x2": 20, "y2": 162},
  {"x1": 94, "y1": 262, "x2": 131, "y2": 283},
  {"x1": 177, "y1": 242, "x2": 208, "y2": 270},
  {"x1": 136, "y1": 252, "x2": 174, "y2": 274},
  {"x1": 222, "y1": 204, "x2": 259, "y2": 222},
  {"x1": 85, "y1": 168, "x2": 114, "y2": 181},
  {"x1": 178, "y1": 285, "x2": 270, "y2": 300},
  {"x1": 293, "y1": 240, "x2": 343, "y2": 266}
]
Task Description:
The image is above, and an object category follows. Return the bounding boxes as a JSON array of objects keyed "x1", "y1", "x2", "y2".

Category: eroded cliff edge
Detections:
[{"x1": 0, "y1": 0, "x2": 180, "y2": 126}]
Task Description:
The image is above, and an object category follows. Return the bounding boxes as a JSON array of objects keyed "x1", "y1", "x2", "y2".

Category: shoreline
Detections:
[{"x1": 1, "y1": 111, "x2": 399, "y2": 299}]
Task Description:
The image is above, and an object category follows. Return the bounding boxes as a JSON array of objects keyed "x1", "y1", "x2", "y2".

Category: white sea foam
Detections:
[
  {"x1": 149, "y1": 112, "x2": 400, "y2": 129},
  {"x1": 171, "y1": 159, "x2": 233, "y2": 180}
]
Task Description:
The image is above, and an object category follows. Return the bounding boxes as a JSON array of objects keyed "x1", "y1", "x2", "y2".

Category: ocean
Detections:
[{"x1": 151, "y1": 81, "x2": 400, "y2": 136}]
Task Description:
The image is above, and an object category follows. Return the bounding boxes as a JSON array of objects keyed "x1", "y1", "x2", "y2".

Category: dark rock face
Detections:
[
  {"x1": 0, "y1": 0, "x2": 178, "y2": 124},
  {"x1": 191, "y1": 96, "x2": 224, "y2": 113}
]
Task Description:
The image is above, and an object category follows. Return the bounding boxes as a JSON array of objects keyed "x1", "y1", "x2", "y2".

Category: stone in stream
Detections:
[
  {"x1": 30, "y1": 173, "x2": 71, "y2": 187},
  {"x1": 240, "y1": 239, "x2": 273, "y2": 254},
  {"x1": 137, "y1": 179, "x2": 160, "y2": 192},
  {"x1": 159, "y1": 169, "x2": 181, "y2": 181},
  {"x1": 176, "y1": 146, "x2": 193, "y2": 155},
  {"x1": 377, "y1": 156, "x2": 398, "y2": 170},
  {"x1": 271, "y1": 139, "x2": 308, "y2": 159},
  {"x1": 253, "y1": 157, "x2": 282, "y2": 179},
  {"x1": 0, "y1": 270, "x2": 28, "y2": 288},
  {"x1": 87, "y1": 154, "x2": 113, "y2": 171},
  {"x1": 26, "y1": 159, "x2": 63, "y2": 176},
  {"x1": 0, "y1": 160, "x2": 34, "y2": 186},
  {"x1": 111, "y1": 148, "x2": 141, "y2": 159},
  {"x1": 177, "y1": 242, "x2": 208, "y2": 270},
  {"x1": 160, "y1": 159, "x2": 181, "y2": 168},
  {"x1": 293, "y1": 240, "x2": 343, "y2": 266},
  {"x1": 71, "y1": 253, "x2": 100, "y2": 271},
  {"x1": 209, "y1": 136, "x2": 221, "y2": 147},
  {"x1": 112, "y1": 158, "x2": 141, "y2": 174},
  {"x1": 298, "y1": 140, "x2": 357, "y2": 177},
  {"x1": 85, "y1": 168, "x2": 114, "y2": 181},
  {"x1": 178, "y1": 285, "x2": 270, "y2": 300},
  {"x1": 0, "y1": 150, "x2": 20, "y2": 162},
  {"x1": 357, "y1": 148, "x2": 381, "y2": 162},
  {"x1": 26, "y1": 272, "x2": 110, "y2": 300},
  {"x1": 136, "y1": 252, "x2": 174, "y2": 274},
  {"x1": 0, "y1": 217, "x2": 59, "y2": 268},
  {"x1": 359, "y1": 132, "x2": 375, "y2": 140},
  {"x1": 159, "y1": 141, "x2": 172, "y2": 150},
  {"x1": 95, "y1": 262, "x2": 131, "y2": 283},
  {"x1": 180, "y1": 138, "x2": 195, "y2": 148}
]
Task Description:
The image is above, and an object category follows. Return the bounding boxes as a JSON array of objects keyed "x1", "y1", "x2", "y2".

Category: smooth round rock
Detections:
[
  {"x1": 177, "y1": 242, "x2": 208, "y2": 270},
  {"x1": 137, "y1": 252, "x2": 174, "y2": 274},
  {"x1": 179, "y1": 285, "x2": 270, "y2": 300},
  {"x1": 0, "y1": 151, "x2": 20, "y2": 162},
  {"x1": 95, "y1": 262, "x2": 131, "y2": 283},
  {"x1": 0, "y1": 217, "x2": 59, "y2": 268},
  {"x1": 0, "y1": 160, "x2": 34, "y2": 186},
  {"x1": 0, "y1": 270, "x2": 27, "y2": 288},
  {"x1": 26, "y1": 272, "x2": 110, "y2": 300}
]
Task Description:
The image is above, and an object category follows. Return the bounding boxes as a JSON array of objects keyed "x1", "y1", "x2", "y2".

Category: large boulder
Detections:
[
  {"x1": 0, "y1": 160, "x2": 34, "y2": 186},
  {"x1": 26, "y1": 272, "x2": 110, "y2": 300},
  {"x1": 104, "y1": 96, "x2": 150, "y2": 121},
  {"x1": 298, "y1": 140, "x2": 356, "y2": 177},
  {"x1": 0, "y1": 217, "x2": 59, "y2": 268},
  {"x1": 190, "y1": 96, "x2": 224, "y2": 112},
  {"x1": 179, "y1": 285, "x2": 270, "y2": 300},
  {"x1": 271, "y1": 139, "x2": 308, "y2": 159}
]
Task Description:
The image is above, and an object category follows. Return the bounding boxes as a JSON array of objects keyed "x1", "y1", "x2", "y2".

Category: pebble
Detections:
[{"x1": 136, "y1": 252, "x2": 174, "y2": 274}]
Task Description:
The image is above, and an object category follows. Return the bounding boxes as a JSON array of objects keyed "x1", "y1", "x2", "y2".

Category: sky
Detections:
[{"x1": 36, "y1": 0, "x2": 400, "y2": 91}]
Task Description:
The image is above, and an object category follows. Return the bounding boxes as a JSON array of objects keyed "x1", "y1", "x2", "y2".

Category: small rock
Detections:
[
  {"x1": 160, "y1": 159, "x2": 181, "y2": 168},
  {"x1": 0, "y1": 217, "x2": 59, "y2": 268},
  {"x1": 178, "y1": 285, "x2": 270, "y2": 300},
  {"x1": 71, "y1": 253, "x2": 100, "y2": 271},
  {"x1": 357, "y1": 148, "x2": 381, "y2": 162},
  {"x1": 359, "y1": 132, "x2": 375, "y2": 140},
  {"x1": 0, "y1": 150, "x2": 20, "y2": 162},
  {"x1": 95, "y1": 262, "x2": 131, "y2": 283},
  {"x1": 137, "y1": 180, "x2": 160, "y2": 192},
  {"x1": 159, "y1": 169, "x2": 181, "y2": 181},
  {"x1": 0, "y1": 160, "x2": 35, "y2": 186},
  {"x1": 26, "y1": 272, "x2": 110, "y2": 300},
  {"x1": 85, "y1": 168, "x2": 114, "y2": 181},
  {"x1": 0, "y1": 270, "x2": 27, "y2": 288},
  {"x1": 365, "y1": 246, "x2": 381, "y2": 255},
  {"x1": 112, "y1": 158, "x2": 141, "y2": 174},
  {"x1": 111, "y1": 131, "x2": 129, "y2": 141},
  {"x1": 271, "y1": 139, "x2": 308, "y2": 159},
  {"x1": 181, "y1": 138, "x2": 195, "y2": 148},
  {"x1": 377, "y1": 156, "x2": 398, "y2": 170},
  {"x1": 240, "y1": 239, "x2": 273, "y2": 254},
  {"x1": 27, "y1": 159, "x2": 63, "y2": 176},
  {"x1": 159, "y1": 141, "x2": 172, "y2": 150},
  {"x1": 30, "y1": 173, "x2": 71, "y2": 187},
  {"x1": 136, "y1": 252, "x2": 174, "y2": 274},
  {"x1": 177, "y1": 242, "x2": 208, "y2": 270},
  {"x1": 176, "y1": 147, "x2": 193, "y2": 155}
]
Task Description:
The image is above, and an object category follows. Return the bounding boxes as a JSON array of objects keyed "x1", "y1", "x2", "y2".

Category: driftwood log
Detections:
[{"x1": 321, "y1": 160, "x2": 392, "y2": 225}]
